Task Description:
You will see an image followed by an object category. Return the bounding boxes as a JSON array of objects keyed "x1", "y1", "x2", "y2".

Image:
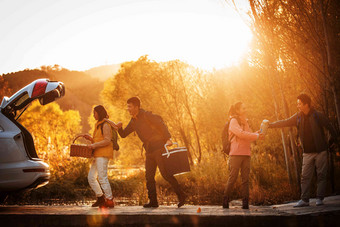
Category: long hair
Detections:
[
  {"x1": 228, "y1": 102, "x2": 243, "y2": 119},
  {"x1": 94, "y1": 105, "x2": 109, "y2": 122}
]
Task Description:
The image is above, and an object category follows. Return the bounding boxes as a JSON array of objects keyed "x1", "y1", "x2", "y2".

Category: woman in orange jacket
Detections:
[{"x1": 84, "y1": 105, "x2": 115, "y2": 208}]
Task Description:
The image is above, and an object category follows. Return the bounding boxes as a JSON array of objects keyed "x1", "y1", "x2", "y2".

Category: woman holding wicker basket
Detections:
[{"x1": 83, "y1": 105, "x2": 117, "y2": 208}]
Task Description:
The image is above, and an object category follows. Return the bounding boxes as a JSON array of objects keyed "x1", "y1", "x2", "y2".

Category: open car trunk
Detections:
[
  {"x1": 0, "y1": 79, "x2": 65, "y2": 160},
  {"x1": 12, "y1": 120, "x2": 39, "y2": 159}
]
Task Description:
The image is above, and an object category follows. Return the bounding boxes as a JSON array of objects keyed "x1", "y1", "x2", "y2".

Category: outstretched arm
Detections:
[
  {"x1": 269, "y1": 113, "x2": 298, "y2": 129},
  {"x1": 229, "y1": 118, "x2": 259, "y2": 142},
  {"x1": 105, "y1": 118, "x2": 119, "y2": 130},
  {"x1": 117, "y1": 120, "x2": 135, "y2": 138}
]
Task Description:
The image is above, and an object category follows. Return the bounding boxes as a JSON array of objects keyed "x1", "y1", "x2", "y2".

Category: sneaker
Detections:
[
  {"x1": 293, "y1": 200, "x2": 309, "y2": 208},
  {"x1": 316, "y1": 198, "x2": 324, "y2": 206},
  {"x1": 91, "y1": 195, "x2": 105, "y2": 207},
  {"x1": 101, "y1": 198, "x2": 115, "y2": 208}
]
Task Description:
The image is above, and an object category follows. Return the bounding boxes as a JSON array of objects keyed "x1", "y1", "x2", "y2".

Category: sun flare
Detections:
[{"x1": 0, "y1": 0, "x2": 252, "y2": 74}]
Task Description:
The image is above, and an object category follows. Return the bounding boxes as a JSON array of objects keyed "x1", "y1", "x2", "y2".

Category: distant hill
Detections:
[
  {"x1": 1, "y1": 66, "x2": 104, "y2": 133},
  {"x1": 85, "y1": 64, "x2": 121, "y2": 81}
]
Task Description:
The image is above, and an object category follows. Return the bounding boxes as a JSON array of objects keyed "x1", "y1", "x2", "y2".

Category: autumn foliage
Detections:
[{"x1": 2, "y1": 0, "x2": 340, "y2": 205}]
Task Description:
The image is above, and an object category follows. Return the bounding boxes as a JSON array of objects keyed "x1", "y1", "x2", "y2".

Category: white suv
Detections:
[{"x1": 0, "y1": 79, "x2": 65, "y2": 203}]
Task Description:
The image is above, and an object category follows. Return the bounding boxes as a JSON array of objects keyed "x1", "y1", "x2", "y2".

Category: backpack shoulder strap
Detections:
[
  {"x1": 313, "y1": 111, "x2": 322, "y2": 128},
  {"x1": 296, "y1": 112, "x2": 302, "y2": 127},
  {"x1": 98, "y1": 122, "x2": 111, "y2": 136},
  {"x1": 296, "y1": 112, "x2": 302, "y2": 137}
]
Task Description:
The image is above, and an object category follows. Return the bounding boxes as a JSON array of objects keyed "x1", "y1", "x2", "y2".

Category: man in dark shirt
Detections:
[
  {"x1": 113, "y1": 97, "x2": 186, "y2": 208},
  {"x1": 268, "y1": 93, "x2": 338, "y2": 207},
  {"x1": 302, "y1": 111, "x2": 317, "y2": 153}
]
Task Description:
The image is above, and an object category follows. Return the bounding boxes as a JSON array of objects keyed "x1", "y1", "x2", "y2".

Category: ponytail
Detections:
[{"x1": 228, "y1": 105, "x2": 235, "y2": 118}]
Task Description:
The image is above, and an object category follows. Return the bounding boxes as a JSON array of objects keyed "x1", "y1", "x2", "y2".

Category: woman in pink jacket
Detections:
[{"x1": 223, "y1": 102, "x2": 264, "y2": 209}]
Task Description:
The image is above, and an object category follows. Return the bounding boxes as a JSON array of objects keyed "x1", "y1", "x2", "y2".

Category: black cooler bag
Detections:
[{"x1": 162, "y1": 144, "x2": 190, "y2": 176}]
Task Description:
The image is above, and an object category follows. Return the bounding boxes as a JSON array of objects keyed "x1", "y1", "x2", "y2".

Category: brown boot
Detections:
[
  {"x1": 242, "y1": 198, "x2": 249, "y2": 209},
  {"x1": 222, "y1": 196, "x2": 229, "y2": 209},
  {"x1": 177, "y1": 192, "x2": 186, "y2": 208},
  {"x1": 101, "y1": 198, "x2": 115, "y2": 208}
]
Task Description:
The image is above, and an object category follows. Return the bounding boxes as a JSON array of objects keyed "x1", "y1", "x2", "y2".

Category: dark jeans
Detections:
[{"x1": 145, "y1": 149, "x2": 182, "y2": 202}]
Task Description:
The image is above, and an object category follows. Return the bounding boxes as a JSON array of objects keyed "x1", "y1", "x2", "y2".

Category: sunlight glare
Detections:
[{"x1": 0, "y1": 0, "x2": 252, "y2": 73}]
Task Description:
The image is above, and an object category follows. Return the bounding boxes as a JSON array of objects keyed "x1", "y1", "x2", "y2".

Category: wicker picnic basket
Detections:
[{"x1": 70, "y1": 135, "x2": 93, "y2": 158}]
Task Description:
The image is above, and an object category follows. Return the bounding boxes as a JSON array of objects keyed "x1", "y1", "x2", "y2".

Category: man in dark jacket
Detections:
[
  {"x1": 268, "y1": 93, "x2": 338, "y2": 207},
  {"x1": 115, "y1": 97, "x2": 186, "y2": 208}
]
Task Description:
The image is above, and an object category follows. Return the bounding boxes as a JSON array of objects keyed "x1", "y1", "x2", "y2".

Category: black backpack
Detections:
[
  {"x1": 221, "y1": 117, "x2": 239, "y2": 155},
  {"x1": 143, "y1": 111, "x2": 168, "y2": 141},
  {"x1": 98, "y1": 122, "x2": 120, "y2": 151}
]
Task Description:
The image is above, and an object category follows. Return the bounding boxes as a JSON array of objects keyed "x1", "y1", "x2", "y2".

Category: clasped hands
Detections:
[
  {"x1": 103, "y1": 119, "x2": 173, "y2": 146},
  {"x1": 256, "y1": 130, "x2": 266, "y2": 140}
]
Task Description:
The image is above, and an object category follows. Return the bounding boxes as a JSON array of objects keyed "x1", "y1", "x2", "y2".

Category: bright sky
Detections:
[{"x1": 0, "y1": 0, "x2": 251, "y2": 74}]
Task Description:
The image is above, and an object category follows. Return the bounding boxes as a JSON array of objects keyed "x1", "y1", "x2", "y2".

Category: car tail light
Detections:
[
  {"x1": 23, "y1": 168, "x2": 46, "y2": 173},
  {"x1": 31, "y1": 80, "x2": 48, "y2": 98}
]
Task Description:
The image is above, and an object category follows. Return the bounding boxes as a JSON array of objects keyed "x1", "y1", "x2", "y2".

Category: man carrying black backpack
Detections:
[
  {"x1": 267, "y1": 93, "x2": 338, "y2": 207},
  {"x1": 106, "y1": 97, "x2": 186, "y2": 208}
]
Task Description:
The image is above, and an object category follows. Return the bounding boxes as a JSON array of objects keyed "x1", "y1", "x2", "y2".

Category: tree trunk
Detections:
[
  {"x1": 179, "y1": 128, "x2": 194, "y2": 165},
  {"x1": 319, "y1": 0, "x2": 338, "y2": 194},
  {"x1": 248, "y1": 0, "x2": 293, "y2": 185},
  {"x1": 275, "y1": 65, "x2": 300, "y2": 186},
  {"x1": 288, "y1": 129, "x2": 300, "y2": 186},
  {"x1": 177, "y1": 68, "x2": 202, "y2": 163},
  {"x1": 319, "y1": 0, "x2": 340, "y2": 130},
  {"x1": 280, "y1": 130, "x2": 293, "y2": 185},
  {"x1": 331, "y1": 84, "x2": 340, "y2": 131},
  {"x1": 268, "y1": 69, "x2": 293, "y2": 186},
  {"x1": 186, "y1": 108, "x2": 202, "y2": 163}
]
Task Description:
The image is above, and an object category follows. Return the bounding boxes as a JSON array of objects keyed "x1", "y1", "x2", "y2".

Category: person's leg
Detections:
[
  {"x1": 155, "y1": 150, "x2": 182, "y2": 195},
  {"x1": 88, "y1": 158, "x2": 105, "y2": 207},
  {"x1": 96, "y1": 157, "x2": 113, "y2": 200},
  {"x1": 223, "y1": 156, "x2": 242, "y2": 208},
  {"x1": 315, "y1": 151, "x2": 328, "y2": 202},
  {"x1": 88, "y1": 158, "x2": 103, "y2": 197},
  {"x1": 300, "y1": 153, "x2": 317, "y2": 202},
  {"x1": 154, "y1": 149, "x2": 185, "y2": 207},
  {"x1": 240, "y1": 156, "x2": 250, "y2": 209},
  {"x1": 145, "y1": 152, "x2": 158, "y2": 205}
]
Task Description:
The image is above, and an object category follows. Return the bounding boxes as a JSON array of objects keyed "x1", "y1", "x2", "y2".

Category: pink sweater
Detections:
[{"x1": 229, "y1": 118, "x2": 259, "y2": 156}]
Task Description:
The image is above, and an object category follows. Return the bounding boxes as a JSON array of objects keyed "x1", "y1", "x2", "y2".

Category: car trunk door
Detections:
[
  {"x1": 0, "y1": 79, "x2": 65, "y2": 161},
  {"x1": 0, "y1": 79, "x2": 65, "y2": 118}
]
